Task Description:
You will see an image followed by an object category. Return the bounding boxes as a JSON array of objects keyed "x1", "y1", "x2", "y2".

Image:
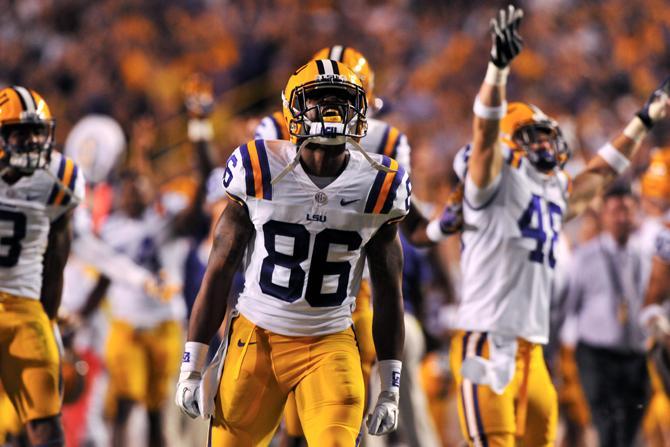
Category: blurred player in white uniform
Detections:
[
  {"x1": 0, "y1": 86, "x2": 85, "y2": 447},
  {"x1": 449, "y1": 5, "x2": 670, "y2": 446},
  {"x1": 81, "y1": 169, "x2": 187, "y2": 447},
  {"x1": 176, "y1": 59, "x2": 410, "y2": 446}
]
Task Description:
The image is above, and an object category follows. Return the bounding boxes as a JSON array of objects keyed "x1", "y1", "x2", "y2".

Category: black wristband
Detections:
[{"x1": 636, "y1": 111, "x2": 654, "y2": 130}]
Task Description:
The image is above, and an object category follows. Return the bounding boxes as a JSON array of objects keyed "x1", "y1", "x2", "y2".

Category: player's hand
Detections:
[
  {"x1": 637, "y1": 77, "x2": 670, "y2": 129},
  {"x1": 366, "y1": 390, "x2": 400, "y2": 436},
  {"x1": 367, "y1": 359, "x2": 402, "y2": 435},
  {"x1": 175, "y1": 370, "x2": 202, "y2": 418},
  {"x1": 489, "y1": 4, "x2": 524, "y2": 68},
  {"x1": 175, "y1": 341, "x2": 210, "y2": 418},
  {"x1": 438, "y1": 184, "x2": 464, "y2": 234},
  {"x1": 183, "y1": 73, "x2": 214, "y2": 119}
]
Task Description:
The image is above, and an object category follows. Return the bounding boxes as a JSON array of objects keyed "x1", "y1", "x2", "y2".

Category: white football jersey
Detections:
[
  {"x1": 0, "y1": 151, "x2": 85, "y2": 300},
  {"x1": 254, "y1": 114, "x2": 411, "y2": 172},
  {"x1": 223, "y1": 139, "x2": 411, "y2": 336},
  {"x1": 455, "y1": 145, "x2": 570, "y2": 343},
  {"x1": 100, "y1": 209, "x2": 186, "y2": 328}
]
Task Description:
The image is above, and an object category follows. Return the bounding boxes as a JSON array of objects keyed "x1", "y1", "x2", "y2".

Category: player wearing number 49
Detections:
[
  {"x1": 450, "y1": 5, "x2": 670, "y2": 447},
  {"x1": 175, "y1": 59, "x2": 410, "y2": 446},
  {"x1": 0, "y1": 86, "x2": 85, "y2": 447}
]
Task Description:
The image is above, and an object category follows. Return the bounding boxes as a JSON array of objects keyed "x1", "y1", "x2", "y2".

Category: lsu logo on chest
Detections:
[{"x1": 306, "y1": 213, "x2": 326, "y2": 223}]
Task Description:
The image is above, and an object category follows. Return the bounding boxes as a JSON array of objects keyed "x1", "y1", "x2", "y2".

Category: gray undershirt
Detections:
[{"x1": 306, "y1": 173, "x2": 336, "y2": 189}]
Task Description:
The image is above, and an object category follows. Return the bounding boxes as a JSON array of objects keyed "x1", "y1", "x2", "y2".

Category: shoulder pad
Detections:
[
  {"x1": 364, "y1": 155, "x2": 410, "y2": 219},
  {"x1": 377, "y1": 124, "x2": 404, "y2": 159},
  {"x1": 254, "y1": 111, "x2": 288, "y2": 141},
  {"x1": 224, "y1": 139, "x2": 273, "y2": 203},
  {"x1": 504, "y1": 147, "x2": 524, "y2": 169},
  {"x1": 46, "y1": 152, "x2": 85, "y2": 207}
]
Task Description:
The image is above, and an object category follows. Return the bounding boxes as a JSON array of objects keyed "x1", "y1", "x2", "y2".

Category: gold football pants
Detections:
[
  {"x1": 0, "y1": 380, "x2": 22, "y2": 442},
  {"x1": 283, "y1": 280, "x2": 375, "y2": 437},
  {"x1": 0, "y1": 293, "x2": 61, "y2": 422},
  {"x1": 209, "y1": 314, "x2": 365, "y2": 447},
  {"x1": 450, "y1": 331, "x2": 557, "y2": 447},
  {"x1": 105, "y1": 319, "x2": 182, "y2": 410}
]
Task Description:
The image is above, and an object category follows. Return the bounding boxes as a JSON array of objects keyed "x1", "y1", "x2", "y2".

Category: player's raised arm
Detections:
[
  {"x1": 468, "y1": 5, "x2": 523, "y2": 191},
  {"x1": 175, "y1": 197, "x2": 253, "y2": 418},
  {"x1": 365, "y1": 221, "x2": 404, "y2": 435},
  {"x1": 567, "y1": 78, "x2": 670, "y2": 220}
]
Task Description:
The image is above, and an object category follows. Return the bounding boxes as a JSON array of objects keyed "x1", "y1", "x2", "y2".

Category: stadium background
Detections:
[{"x1": 5, "y1": 0, "x2": 670, "y2": 194}]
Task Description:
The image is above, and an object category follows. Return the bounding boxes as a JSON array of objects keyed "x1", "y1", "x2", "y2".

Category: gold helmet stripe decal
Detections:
[
  {"x1": 12, "y1": 86, "x2": 36, "y2": 113},
  {"x1": 329, "y1": 45, "x2": 344, "y2": 62}
]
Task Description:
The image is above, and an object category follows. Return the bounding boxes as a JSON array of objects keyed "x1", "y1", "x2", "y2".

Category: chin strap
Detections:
[
  {"x1": 270, "y1": 137, "x2": 399, "y2": 186},
  {"x1": 347, "y1": 139, "x2": 397, "y2": 173},
  {"x1": 271, "y1": 138, "x2": 311, "y2": 185}
]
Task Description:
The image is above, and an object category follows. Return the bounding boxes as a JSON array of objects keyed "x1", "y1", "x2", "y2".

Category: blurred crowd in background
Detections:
[
  {"x1": 2, "y1": 0, "x2": 670, "y2": 446},
  {"x1": 4, "y1": 0, "x2": 670, "y2": 194}
]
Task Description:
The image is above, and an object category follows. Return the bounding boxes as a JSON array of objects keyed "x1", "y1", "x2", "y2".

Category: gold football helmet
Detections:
[
  {"x1": 641, "y1": 147, "x2": 670, "y2": 201},
  {"x1": 312, "y1": 46, "x2": 375, "y2": 106},
  {"x1": 500, "y1": 102, "x2": 569, "y2": 171},
  {"x1": 282, "y1": 59, "x2": 367, "y2": 145},
  {"x1": 0, "y1": 86, "x2": 55, "y2": 172}
]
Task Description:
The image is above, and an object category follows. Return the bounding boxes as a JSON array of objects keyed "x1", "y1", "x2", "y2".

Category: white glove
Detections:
[
  {"x1": 367, "y1": 390, "x2": 400, "y2": 435},
  {"x1": 175, "y1": 341, "x2": 209, "y2": 419},
  {"x1": 366, "y1": 359, "x2": 402, "y2": 436},
  {"x1": 640, "y1": 304, "x2": 670, "y2": 339},
  {"x1": 636, "y1": 77, "x2": 670, "y2": 128}
]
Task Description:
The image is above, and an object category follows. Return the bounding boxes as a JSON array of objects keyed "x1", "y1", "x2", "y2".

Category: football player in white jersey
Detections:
[
  {"x1": 449, "y1": 5, "x2": 670, "y2": 447},
  {"x1": 175, "y1": 59, "x2": 410, "y2": 446},
  {"x1": 256, "y1": 46, "x2": 444, "y2": 447},
  {"x1": 0, "y1": 86, "x2": 85, "y2": 447}
]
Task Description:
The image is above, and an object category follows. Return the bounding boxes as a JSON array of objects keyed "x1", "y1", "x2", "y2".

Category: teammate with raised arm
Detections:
[
  {"x1": 450, "y1": 5, "x2": 670, "y2": 446},
  {"x1": 0, "y1": 86, "x2": 85, "y2": 447},
  {"x1": 175, "y1": 60, "x2": 410, "y2": 446}
]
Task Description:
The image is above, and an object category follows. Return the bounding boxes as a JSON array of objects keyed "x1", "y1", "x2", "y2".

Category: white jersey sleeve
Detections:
[
  {"x1": 223, "y1": 147, "x2": 251, "y2": 206},
  {"x1": 368, "y1": 156, "x2": 411, "y2": 224},
  {"x1": 253, "y1": 111, "x2": 289, "y2": 141},
  {"x1": 44, "y1": 151, "x2": 86, "y2": 221},
  {"x1": 453, "y1": 144, "x2": 471, "y2": 182}
]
